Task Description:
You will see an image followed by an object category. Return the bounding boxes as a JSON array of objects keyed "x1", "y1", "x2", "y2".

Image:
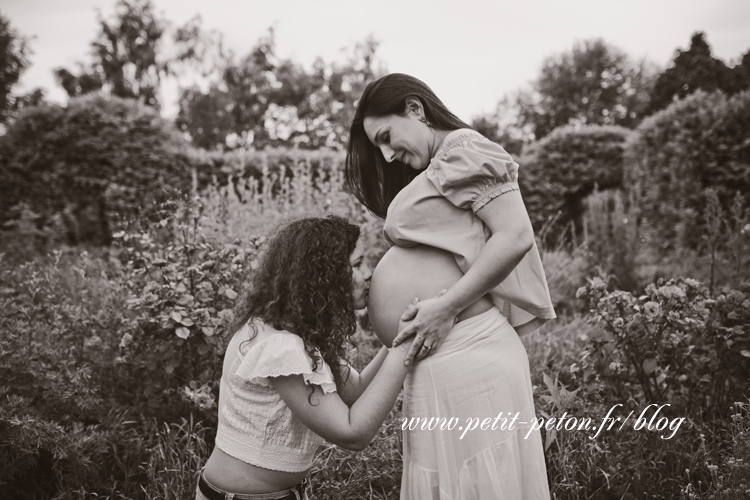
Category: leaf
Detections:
[
  {"x1": 175, "y1": 326, "x2": 190, "y2": 339},
  {"x1": 642, "y1": 358, "x2": 658, "y2": 375},
  {"x1": 202, "y1": 326, "x2": 215, "y2": 337},
  {"x1": 180, "y1": 317, "x2": 194, "y2": 326},
  {"x1": 225, "y1": 288, "x2": 238, "y2": 300},
  {"x1": 175, "y1": 283, "x2": 187, "y2": 293},
  {"x1": 740, "y1": 350, "x2": 750, "y2": 358},
  {"x1": 171, "y1": 311, "x2": 182, "y2": 323}
]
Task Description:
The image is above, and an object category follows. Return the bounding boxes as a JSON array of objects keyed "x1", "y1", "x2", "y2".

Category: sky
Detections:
[{"x1": 3, "y1": 0, "x2": 750, "y2": 121}]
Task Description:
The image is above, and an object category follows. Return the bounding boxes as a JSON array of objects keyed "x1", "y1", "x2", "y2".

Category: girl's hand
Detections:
[{"x1": 391, "y1": 289, "x2": 455, "y2": 365}]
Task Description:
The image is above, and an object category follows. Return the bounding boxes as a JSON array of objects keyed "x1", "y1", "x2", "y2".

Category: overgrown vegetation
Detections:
[{"x1": 1, "y1": 16, "x2": 749, "y2": 498}]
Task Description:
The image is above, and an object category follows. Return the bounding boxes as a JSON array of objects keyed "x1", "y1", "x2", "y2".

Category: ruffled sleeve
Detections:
[
  {"x1": 235, "y1": 333, "x2": 337, "y2": 394},
  {"x1": 426, "y1": 136, "x2": 520, "y2": 213}
]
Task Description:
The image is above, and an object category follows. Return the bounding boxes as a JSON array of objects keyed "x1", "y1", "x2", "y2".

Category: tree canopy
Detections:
[
  {"x1": 646, "y1": 32, "x2": 750, "y2": 114},
  {"x1": 0, "y1": 12, "x2": 43, "y2": 124}
]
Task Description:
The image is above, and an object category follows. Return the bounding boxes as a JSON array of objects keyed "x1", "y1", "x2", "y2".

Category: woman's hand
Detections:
[{"x1": 391, "y1": 289, "x2": 455, "y2": 365}]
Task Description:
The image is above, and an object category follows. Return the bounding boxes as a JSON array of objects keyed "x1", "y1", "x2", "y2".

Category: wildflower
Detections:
[
  {"x1": 119, "y1": 333, "x2": 133, "y2": 349},
  {"x1": 657, "y1": 285, "x2": 686, "y2": 301},
  {"x1": 644, "y1": 301, "x2": 661, "y2": 319},
  {"x1": 684, "y1": 278, "x2": 701, "y2": 288},
  {"x1": 576, "y1": 286, "x2": 588, "y2": 298},
  {"x1": 613, "y1": 317, "x2": 625, "y2": 328},
  {"x1": 569, "y1": 363, "x2": 580, "y2": 374}
]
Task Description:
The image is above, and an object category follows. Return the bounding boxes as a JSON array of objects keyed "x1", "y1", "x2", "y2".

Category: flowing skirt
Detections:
[{"x1": 400, "y1": 308, "x2": 551, "y2": 500}]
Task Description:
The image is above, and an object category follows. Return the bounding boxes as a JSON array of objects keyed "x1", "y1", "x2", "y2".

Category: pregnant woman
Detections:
[{"x1": 346, "y1": 74, "x2": 556, "y2": 499}]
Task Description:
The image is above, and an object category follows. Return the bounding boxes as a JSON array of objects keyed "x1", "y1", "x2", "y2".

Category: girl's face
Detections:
[
  {"x1": 363, "y1": 107, "x2": 434, "y2": 171},
  {"x1": 349, "y1": 238, "x2": 372, "y2": 310}
]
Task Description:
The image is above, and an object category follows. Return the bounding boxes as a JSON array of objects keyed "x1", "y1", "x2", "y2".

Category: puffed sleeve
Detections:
[
  {"x1": 235, "y1": 333, "x2": 337, "y2": 394},
  {"x1": 425, "y1": 137, "x2": 520, "y2": 212}
]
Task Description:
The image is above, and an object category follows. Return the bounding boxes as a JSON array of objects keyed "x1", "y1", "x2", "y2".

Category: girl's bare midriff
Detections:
[
  {"x1": 368, "y1": 245, "x2": 494, "y2": 347},
  {"x1": 203, "y1": 447, "x2": 307, "y2": 493}
]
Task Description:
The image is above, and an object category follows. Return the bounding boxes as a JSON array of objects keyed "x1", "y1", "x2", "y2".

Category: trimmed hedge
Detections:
[
  {"x1": 0, "y1": 95, "x2": 347, "y2": 247},
  {"x1": 518, "y1": 124, "x2": 634, "y2": 241},
  {"x1": 0, "y1": 95, "x2": 192, "y2": 245},
  {"x1": 624, "y1": 89, "x2": 750, "y2": 246}
]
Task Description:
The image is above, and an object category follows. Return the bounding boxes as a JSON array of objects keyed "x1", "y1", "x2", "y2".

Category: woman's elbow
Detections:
[{"x1": 502, "y1": 221, "x2": 534, "y2": 257}]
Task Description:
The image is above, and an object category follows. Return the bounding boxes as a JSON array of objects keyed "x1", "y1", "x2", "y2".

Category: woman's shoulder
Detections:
[{"x1": 433, "y1": 128, "x2": 487, "y2": 158}]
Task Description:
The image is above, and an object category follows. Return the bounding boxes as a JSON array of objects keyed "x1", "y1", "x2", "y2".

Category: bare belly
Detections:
[{"x1": 367, "y1": 245, "x2": 494, "y2": 347}]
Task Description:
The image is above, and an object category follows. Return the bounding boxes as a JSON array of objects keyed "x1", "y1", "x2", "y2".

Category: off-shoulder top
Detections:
[
  {"x1": 214, "y1": 320, "x2": 336, "y2": 472},
  {"x1": 383, "y1": 128, "x2": 556, "y2": 334}
]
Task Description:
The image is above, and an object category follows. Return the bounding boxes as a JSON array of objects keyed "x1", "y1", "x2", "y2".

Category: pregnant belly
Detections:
[{"x1": 367, "y1": 245, "x2": 494, "y2": 347}]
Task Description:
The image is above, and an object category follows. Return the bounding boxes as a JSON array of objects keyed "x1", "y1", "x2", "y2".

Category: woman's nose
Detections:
[{"x1": 380, "y1": 145, "x2": 395, "y2": 163}]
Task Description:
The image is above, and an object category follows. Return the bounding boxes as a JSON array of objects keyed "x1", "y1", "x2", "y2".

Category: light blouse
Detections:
[
  {"x1": 383, "y1": 128, "x2": 556, "y2": 334},
  {"x1": 214, "y1": 320, "x2": 336, "y2": 472}
]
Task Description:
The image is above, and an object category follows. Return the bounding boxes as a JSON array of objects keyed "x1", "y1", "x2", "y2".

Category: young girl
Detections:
[{"x1": 197, "y1": 216, "x2": 416, "y2": 500}]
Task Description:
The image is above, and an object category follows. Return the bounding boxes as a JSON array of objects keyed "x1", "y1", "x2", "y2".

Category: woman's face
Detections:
[
  {"x1": 363, "y1": 109, "x2": 434, "y2": 171},
  {"x1": 349, "y1": 238, "x2": 372, "y2": 310}
]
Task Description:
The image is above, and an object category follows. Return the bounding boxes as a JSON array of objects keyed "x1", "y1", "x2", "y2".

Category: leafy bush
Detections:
[
  {"x1": 0, "y1": 95, "x2": 192, "y2": 245},
  {"x1": 519, "y1": 124, "x2": 634, "y2": 241},
  {"x1": 115, "y1": 196, "x2": 256, "y2": 425},
  {"x1": 577, "y1": 275, "x2": 750, "y2": 417},
  {"x1": 624, "y1": 90, "x2": 750, "y2": 248}
]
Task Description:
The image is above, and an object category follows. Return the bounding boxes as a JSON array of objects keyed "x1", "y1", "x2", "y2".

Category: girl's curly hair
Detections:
[{"x1": 231, "y1": 215, "x2": 361, "y2": 393}]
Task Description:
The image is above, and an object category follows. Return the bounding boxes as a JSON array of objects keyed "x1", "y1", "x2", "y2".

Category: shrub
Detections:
[
  {"x1": 577, "y1": 275, "x2": 750, "y2": 417},
  {"x1": 0, "y1": 95, "x2": 192, "y2": 245},
  {"x1": 519, "y1": 124, "x2": 634, "y2": 242},
  {"x1": 624, "y1": 90, "x2": 750, "y2": 248}
]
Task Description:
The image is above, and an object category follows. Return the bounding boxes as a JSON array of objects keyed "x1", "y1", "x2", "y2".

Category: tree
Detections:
[
  {"x1": 510, "y1": 39, "x2": 656, "y2": 140},
  {"x1": 55, "y1": 0, "x2": 168, "y2": 106},
  {"x1": 177, "y1": 33, "x2": 386, "y2": 150},
  {"x1": 646, "y1": 32, "x2": 739, "y2": 115},
  {"x1": 0, "y1": 12, "x2": 37, "y2": 124}
]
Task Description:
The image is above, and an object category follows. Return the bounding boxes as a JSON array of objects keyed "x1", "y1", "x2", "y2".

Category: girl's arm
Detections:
[
  {"x1": 392, "y1": 190, "x2": 534, "y2": 363},
  {"x1": 338, "y1": 346, "x2": 389, "y2": 406},
  {"x1": 269, "y1": 342, "x2": 411, "y2": 451}
]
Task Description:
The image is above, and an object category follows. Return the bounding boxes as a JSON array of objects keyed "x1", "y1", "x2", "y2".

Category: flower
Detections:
[
  {"x1": 644, "y1": 301, "x2": 661, "y2": 319},
  {"x1": 613, "y1": 317, "x2": 625, "y2": 328},
  {"x1": 657, "y1": 285, "x2": 686, "y2": 301}
]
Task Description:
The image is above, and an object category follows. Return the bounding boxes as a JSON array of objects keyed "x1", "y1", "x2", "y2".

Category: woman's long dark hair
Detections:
[
  {"x1": 231, "y1": 216, "x2": 361, "y2": 392},
  {"x1": 345, "y1": 73, "x2": 471, "y2": 218}
]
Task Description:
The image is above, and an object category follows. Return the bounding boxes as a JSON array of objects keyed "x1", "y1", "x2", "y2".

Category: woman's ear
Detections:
[{"x1": 404, "y1": 96, "x2": 424, "y2": 119}]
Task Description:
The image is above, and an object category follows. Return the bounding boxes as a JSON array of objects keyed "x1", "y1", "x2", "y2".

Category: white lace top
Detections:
[{"x1": 215, "y1": 320, "x2": 337, "y2": 472}]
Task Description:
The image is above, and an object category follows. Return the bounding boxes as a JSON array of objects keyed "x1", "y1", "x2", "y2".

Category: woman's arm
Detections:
[
  {"x1": 392, "y1": 190, "x2": 534, "y2": 364},
  {"x1": 269, "y1": 342, "x2": 412, "y2": 451},
  {"x1": 337, "y1": 346, "x2": 389, "y2": 406}
]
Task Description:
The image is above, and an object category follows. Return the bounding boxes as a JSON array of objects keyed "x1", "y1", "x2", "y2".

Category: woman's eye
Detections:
[{"x1": 383, "y1": 132, "x2": 390, "y2": 144}]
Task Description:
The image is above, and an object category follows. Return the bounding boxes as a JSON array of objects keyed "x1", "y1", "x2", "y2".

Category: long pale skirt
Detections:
[{"x1": 400, "y1": 307, "x2": 551, "y2": 500}]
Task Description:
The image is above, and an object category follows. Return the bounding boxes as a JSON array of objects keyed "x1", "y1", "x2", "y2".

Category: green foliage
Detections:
[
  {"x1": 647, "y1": 32, "x2": 750, "y2": 115},
  {"x1": 581, "y1": 189, "x2": 640, "y2": 291},
  {"x1": 140, "y1": 417, "x2": 210, "y2": 500},
  {"x1": 55, "y1": 0, "x2": 168, "y2": 105},
  {"x1": 0, "y1": 94, "x2": 191, "y2": 244},
  {"x1": 509, "y1": 39, "x2": 656, "y2": 140},
  {"x1": 625, "y1": 89, "x2": 750, "y2": 248},
  {"x1": 519, "y1": 124, "x2": 634, "y2": 240},
  {"x1": 0, "y1": 12, "x2": 37, "y2": 124},
  {"x1": 577, "y1": 276, "x2": 750, "y2": 417},
  {"x1": 177, "y1": 33, "x2": 386, "y2": 150},
  {"x1": 115, "y1": 196, "x2": 257, "y2": 424}
]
